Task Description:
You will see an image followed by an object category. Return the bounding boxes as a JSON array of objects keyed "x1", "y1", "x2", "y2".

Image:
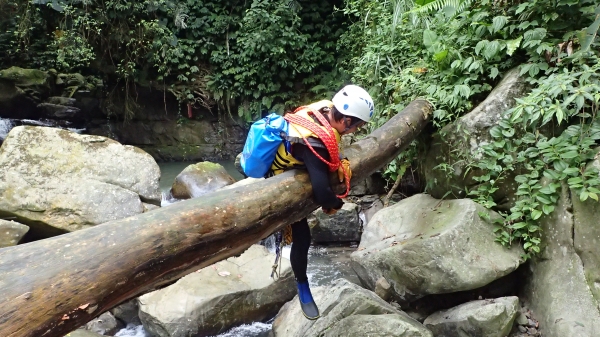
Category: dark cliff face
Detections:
[{"x1": 0, "y1": 68, "x2": 247, "y2": 162}]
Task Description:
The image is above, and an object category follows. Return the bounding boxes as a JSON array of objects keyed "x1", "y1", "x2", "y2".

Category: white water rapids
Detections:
[{"x1": 0, "y1": 117, "x2": 86, "y2": 142}]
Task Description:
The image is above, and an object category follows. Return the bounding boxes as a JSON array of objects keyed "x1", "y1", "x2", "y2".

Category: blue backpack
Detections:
[{"x1": 240, "y1": 113, "x2": 290, "y2": 178}]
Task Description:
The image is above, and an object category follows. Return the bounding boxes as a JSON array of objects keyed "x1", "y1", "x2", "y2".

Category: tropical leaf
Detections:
[
  {"x1": 408, "y1": 0, "x2": 473, "y2": 15},
  {"x1": 580, "y1": 6, "x2": 600, "y2": 52}
]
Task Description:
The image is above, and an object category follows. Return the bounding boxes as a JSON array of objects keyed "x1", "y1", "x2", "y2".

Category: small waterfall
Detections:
[
  {"x1": 19, "y1": 119, "x2": 56, "y2": 127},
  {"x1": 260, "y1": 234, "x2": 277, "y2": 253},
  {"x1": 0, "y1": 118, "x2": 13, "y2": 141},
  {"x1": 0, "y1": 117, "x2": 85, "y2": 144},
  {"x1": 161, "y1": 190, "x2": 179, "y2": 207}
]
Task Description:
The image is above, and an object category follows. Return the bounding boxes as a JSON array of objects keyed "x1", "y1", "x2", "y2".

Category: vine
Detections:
[
  {"x1": 471, "y1": 58, "x2": 600, "y2": 257},
  {"x1": 341, "y1": 0, "x2": 600, "y2": 256}
]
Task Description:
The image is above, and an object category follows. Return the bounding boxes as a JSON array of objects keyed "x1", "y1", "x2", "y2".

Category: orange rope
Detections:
[{"x1": 284, "y1": 107, "x2": 350, "y2": 198}]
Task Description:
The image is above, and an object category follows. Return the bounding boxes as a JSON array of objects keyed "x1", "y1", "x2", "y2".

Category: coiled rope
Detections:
[{"x1": 284, "y1": 106, "x2": 350, "y2": 198}]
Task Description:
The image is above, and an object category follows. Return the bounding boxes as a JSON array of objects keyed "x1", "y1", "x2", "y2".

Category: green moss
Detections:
[{"x1": 0, "y1": 67, "x2": 49, "y2": 87}]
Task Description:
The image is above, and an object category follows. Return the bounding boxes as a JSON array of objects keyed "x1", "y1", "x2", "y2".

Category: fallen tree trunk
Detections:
[{"x1": 0, "y1": 99, "x2": 432, "y2": 337}]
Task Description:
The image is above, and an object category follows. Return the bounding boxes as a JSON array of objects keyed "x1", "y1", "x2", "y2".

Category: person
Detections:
[{"x1": 269, "y1": 84, "x2": 374, "y2": 320}]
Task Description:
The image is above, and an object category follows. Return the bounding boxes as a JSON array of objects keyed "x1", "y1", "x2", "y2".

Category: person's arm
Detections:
[{"x1": 293, "y1": 143, "x2": 344, "y2": 210}]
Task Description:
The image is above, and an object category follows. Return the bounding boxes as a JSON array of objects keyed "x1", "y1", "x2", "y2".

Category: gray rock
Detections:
[
  {"x1": 573, "y1": 152, "x2": 600, "y2": 304},
  {"x1": 110, "y1": 299, "x2": 141, "y2": 325},
  {"x1": 37, "y1": 102, "x2": 81, "y2": 119},
  {"x1": 170, "y1": 161, "x2": 235, "y2": 199},
  {"x1": 234, "y1": 152, "x2": 244, "y2": 176},
  {"x1": 349, "y1": 173, "x2": 387, "y2": 196},
  {"x1": 138, "y1": 245, "x2": 295, "y2": 337},
  {"x1": 47, "y1": 96, "x2": 77, "y2": 106},
  {"x1": 220, "y1": 177, "x2": 264, "y2": 191},
  {"x1": 351, "y1": 194, "x2": 523, "y2": 304},
  {"x1": 324, "y1": 314, "x2": 432, "y2": 337},
  {"x1": 423, "y1": 296, "x2": 519, "y2": 337},
  {"x1": 374, "y1": 276, "x2": 392, "y2": 301},
  {"x1": 0, "y1": 219, "x2": 29, "y2": 247},
  {"x1": 421, "y1": 68, "x2": 529, "y2": 210},
  {"x1": 142, "y1": 203, "x2": 160, "y2": 213},
  {"x1": 272, "y1": 278, "x2": 432, "y2": 337},
  {"x1": 515, "y1": 311, "x2": 528, "y2": 325},
  {"x1": 63, "y1": 329, "x2": 107, "y2": 337},
  {"x1": 360, "y1": 196, "x2": 384, "y2": 227},
  {"x1": 0, "y1": 126, "x2": 161, "y2": 238},
  {"x1": 522, "y1": 182, "x2": 600, "y2": 337},
  {"x1": 311, "y1": 203, "x2": 361, "y2": 243},
  {"x1": 85, "y1": 312, "x2": 123, "y2": 336}
]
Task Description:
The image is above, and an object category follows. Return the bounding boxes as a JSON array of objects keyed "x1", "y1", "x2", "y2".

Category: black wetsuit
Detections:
[{"x1": 289, "y1": 143, "x2": 344, "y2": 282}]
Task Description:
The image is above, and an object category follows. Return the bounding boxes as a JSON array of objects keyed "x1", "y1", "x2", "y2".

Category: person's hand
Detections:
[
  {"x1": 337, "y1": 158, "x2": 352, "y2": 183},
  {"x1": 322, "y1": 207, "x2": 338, "y2": 215}
]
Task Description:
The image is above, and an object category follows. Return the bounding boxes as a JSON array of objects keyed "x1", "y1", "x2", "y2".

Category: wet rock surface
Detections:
[{"x1": 170, "y1": 161, "x2": 235, "y2": 199}]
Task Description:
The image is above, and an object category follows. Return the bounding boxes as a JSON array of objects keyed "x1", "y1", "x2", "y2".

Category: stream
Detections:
[{"x1": 114, "y1": 162, "x2": 360, "y2": 337}]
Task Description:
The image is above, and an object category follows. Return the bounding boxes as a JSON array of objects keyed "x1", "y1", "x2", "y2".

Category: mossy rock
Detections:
[
  {"x1": 170, "y1": 162, "x2": 235, "y2": 199},
  {"x1": 0, "y1": 67, "x2": 50, "y2": 88}
]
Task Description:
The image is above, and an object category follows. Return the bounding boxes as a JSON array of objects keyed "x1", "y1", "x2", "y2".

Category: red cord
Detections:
[{"x1": 284, "y1": 107, "x2": 350, "y2": 198}]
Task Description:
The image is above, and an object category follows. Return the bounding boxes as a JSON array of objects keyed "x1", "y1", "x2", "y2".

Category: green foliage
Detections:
[
  {"x1": 465, "y1": 0, "x2": 600, "y2": 257},
  {"x1": 0, "y1": 0, "x2": 347, "y2": 121},
  {"x1": 470, "y1": 59, "x2": 600, "y2": 257},
  {"x1": 342, "y1": 0, "x2": 600, "y2": 256}
]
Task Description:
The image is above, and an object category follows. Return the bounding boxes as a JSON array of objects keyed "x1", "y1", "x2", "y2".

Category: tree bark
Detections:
[{"x1": 0, "y1": 99, "x2": 432, "y2": 337}]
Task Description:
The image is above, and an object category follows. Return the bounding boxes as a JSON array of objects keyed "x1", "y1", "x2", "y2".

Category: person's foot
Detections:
[{"x1": 296, "y1": 280, "x2": 320, "y2": 320}]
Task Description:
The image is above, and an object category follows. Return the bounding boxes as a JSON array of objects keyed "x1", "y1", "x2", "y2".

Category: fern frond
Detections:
[{"x1": 407, "y1": 0, "x2": 473, "y2": 15}]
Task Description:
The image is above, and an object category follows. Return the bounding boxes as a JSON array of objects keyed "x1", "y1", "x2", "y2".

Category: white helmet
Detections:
[{"x1": 332, "y1": 85, "x2": 374, "y2": 122}]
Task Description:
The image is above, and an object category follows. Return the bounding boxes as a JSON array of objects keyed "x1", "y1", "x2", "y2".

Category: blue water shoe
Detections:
[{"x1": 296, "y1": 280, "x2": 320, "y2": 320}]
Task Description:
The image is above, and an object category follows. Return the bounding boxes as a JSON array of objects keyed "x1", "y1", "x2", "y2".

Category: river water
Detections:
[{"x1": 115, "y1": 161, "x2": 359, "y2": 337}]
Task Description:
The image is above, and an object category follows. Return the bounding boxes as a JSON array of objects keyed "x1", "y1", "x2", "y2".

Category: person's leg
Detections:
[
  {"x1": 290, "y1": 218, "x2": 319, "y2": 320},
  {"x1": 290, "y1": 218, "x2": 311, "y2": 282}
]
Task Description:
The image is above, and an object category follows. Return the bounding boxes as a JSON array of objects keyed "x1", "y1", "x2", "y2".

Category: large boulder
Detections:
[
  {"x1": 0, "y1": 219, "x2": 29, "y2": 247},
  {"x1": 522, "y1": 183, "x2": 600, "y2": 337},
  {"x1": 138, "y1": 245, "x2": 296, "y2": 337},
  {"x1": 310, "y1": 202, "x2": 361, "y2": 243},
  {"x1": 423, "y1": 296, "x2": 519, "y2": 337},
  {"x1": 272, "y1": 278, "x2": 432, "y2": 337},
  {"x1": 0, "y1": 126, "x2": 161, "y2": 238},
  {"x1": 422, "y1": 68, "x2": 529, "y2": 210},
  {"x1": 170, "y1": 161, "x2": 235, "y2": 199},
  {"x1": 351, "y1": 194, "x2": 523, "y2": 304}
]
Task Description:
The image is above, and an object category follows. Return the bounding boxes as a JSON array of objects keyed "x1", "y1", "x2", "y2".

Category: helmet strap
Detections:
[{"x1": 343, "y1": 120, "x2": 365, "y2": 133}]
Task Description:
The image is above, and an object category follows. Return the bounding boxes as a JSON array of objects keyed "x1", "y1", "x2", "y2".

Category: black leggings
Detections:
[{"x1": 290, "y1": 218, "x2": 311, "y2": 283}]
